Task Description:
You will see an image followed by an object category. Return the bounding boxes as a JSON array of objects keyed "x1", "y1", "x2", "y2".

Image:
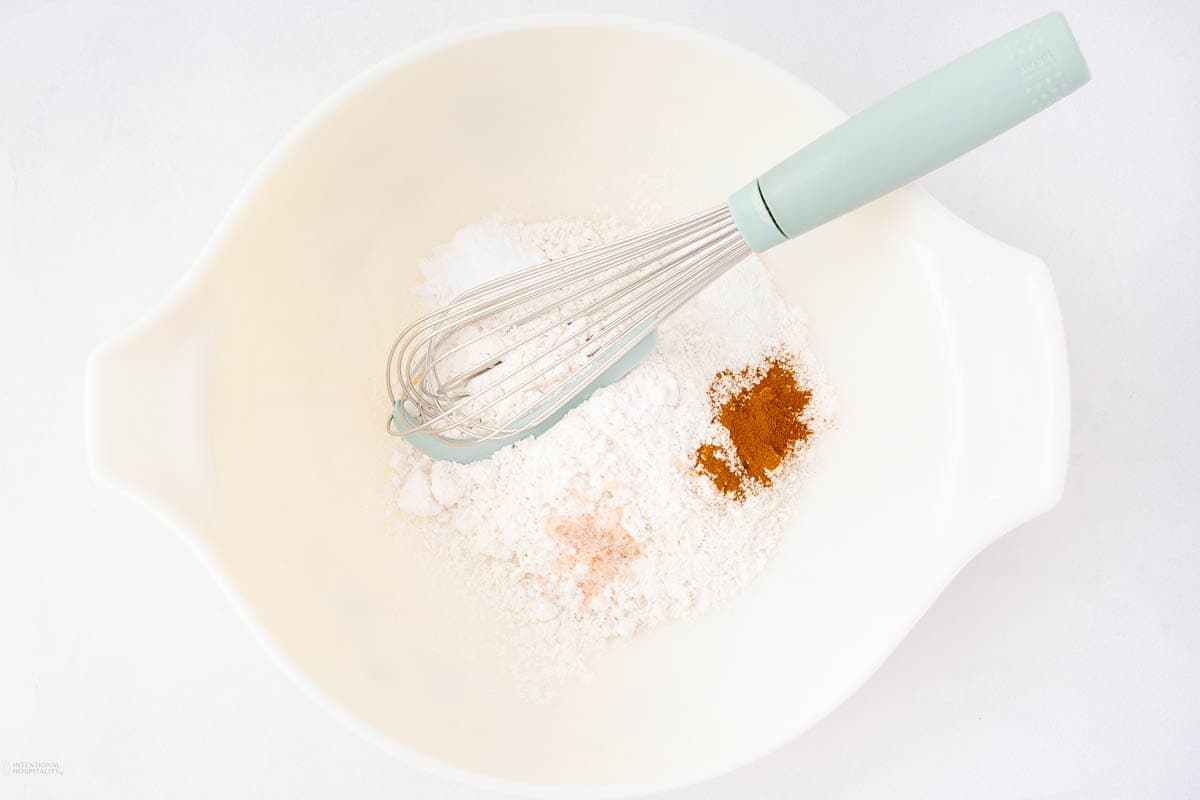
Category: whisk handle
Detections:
[{"x1": 729, "y1": 11, "x2": 1090, "y2": 252}]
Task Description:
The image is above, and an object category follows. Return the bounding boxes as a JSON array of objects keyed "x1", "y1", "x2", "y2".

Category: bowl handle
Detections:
[
  {"x1": 931, "y1": 201, "x2": 1071, "y2": 557},
  {"x1": 86, "y1": 293, "x2": 219, "y2": 530}
]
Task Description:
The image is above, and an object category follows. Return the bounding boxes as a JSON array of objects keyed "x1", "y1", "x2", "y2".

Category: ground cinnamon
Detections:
[
  {"x1": 694, "y1": 443, "x2": 742, "y2": 497},
  {"x1": 694, "y1": 356, "x2": 813, "y2": 499}
]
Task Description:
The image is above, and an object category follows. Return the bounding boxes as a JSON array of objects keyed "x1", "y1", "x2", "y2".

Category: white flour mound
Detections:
[
  {"x1": 387, "y1": 215, "x2": 834, "y2": 699},
  {"x1": 410, "y1": 215, "x2": 649, "y2": 435}
]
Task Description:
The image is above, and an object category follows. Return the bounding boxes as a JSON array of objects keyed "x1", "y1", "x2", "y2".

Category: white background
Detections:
[{"x1": 2, "y1": 0, "x2": 1197, "y2": 797}]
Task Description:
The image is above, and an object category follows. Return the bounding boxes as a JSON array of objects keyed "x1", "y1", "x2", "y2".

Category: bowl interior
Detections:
[{"x1": 197, "y1": 22, "x2": 989, "y2": 790}]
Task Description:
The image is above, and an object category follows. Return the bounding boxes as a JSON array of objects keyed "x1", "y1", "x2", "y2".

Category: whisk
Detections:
[{"x1": 388, "y1": 12, "x2": 1089, "y2": 462}]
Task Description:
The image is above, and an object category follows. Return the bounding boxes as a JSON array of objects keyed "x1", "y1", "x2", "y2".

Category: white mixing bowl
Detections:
[{"x1": 86, "y1": 16, "x2": 1069, "y2": 797}]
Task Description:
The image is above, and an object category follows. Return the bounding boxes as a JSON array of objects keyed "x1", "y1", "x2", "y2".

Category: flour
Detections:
[
  {"x1": 387, "y1": 214, "x2": 834, "y2": 698},
  {"x1": 408, "y1": 212, "x2": 671, "y2": 435}
]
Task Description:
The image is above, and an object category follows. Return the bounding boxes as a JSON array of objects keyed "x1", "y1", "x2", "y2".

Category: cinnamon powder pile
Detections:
[{"x1": 694, "y1": 356, "x2": 813, "y2": 500}]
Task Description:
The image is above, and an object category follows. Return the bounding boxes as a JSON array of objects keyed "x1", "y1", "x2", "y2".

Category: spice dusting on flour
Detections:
[
  {"x1": 694, "y1": 355, "x2": 815, "y2": 500},
  {"x1": 550, "y1": 510, "x2": 643, "y2": 606},
  {"x1": 387, "y1": 212, "x2": 835, "y2": 699},
  {"x1": 693, "y1": 444, "x2": 742, "y2": 498}
]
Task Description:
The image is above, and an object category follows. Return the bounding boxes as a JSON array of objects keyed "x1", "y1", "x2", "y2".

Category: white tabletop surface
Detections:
[{"x1": 2, "y1": 0, "x2": 1198, "y2": 797}]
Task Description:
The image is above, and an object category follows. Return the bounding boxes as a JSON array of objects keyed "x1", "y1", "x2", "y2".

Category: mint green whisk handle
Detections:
[{"x1": 729, "y1": 11, "x2": 1090, "y2": 251}]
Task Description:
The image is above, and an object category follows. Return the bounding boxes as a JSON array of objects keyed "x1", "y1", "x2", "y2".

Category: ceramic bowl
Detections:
[{"x1": 86, "y1": 15, "x2": 1069, "y2": 797}]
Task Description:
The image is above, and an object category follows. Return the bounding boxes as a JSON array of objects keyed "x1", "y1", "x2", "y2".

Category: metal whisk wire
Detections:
[{"x1": 386, "y1": 205, "x2": 751, "y2": 444}]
